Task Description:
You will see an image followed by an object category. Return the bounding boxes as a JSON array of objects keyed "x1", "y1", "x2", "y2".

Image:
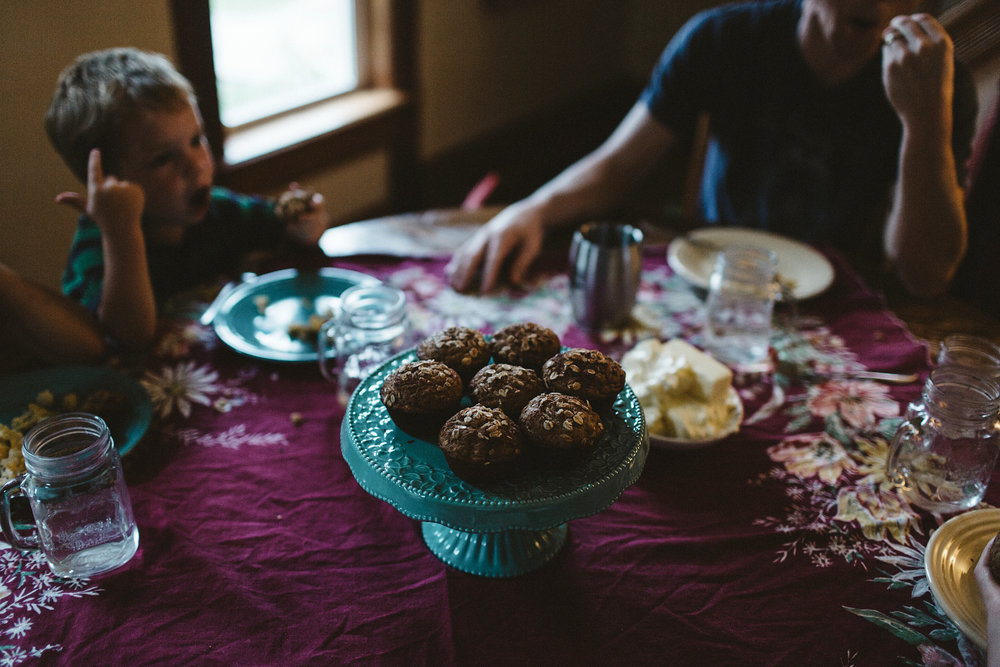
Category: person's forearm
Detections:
[
  {"x1": 884, "y1": 119, "x2": 967, "y2": 297},
  {"x1": 0, "y1": 263, "x2": 106, "y2": 364},
  {"x1": 523, "y1": 103, "x2": 678, "y2": 233},
  {"x1": 523, "y1": 147, "x2": 645, "y2": 232},
  {"x1": 97, "y1": 228, "x2": 157, "y2": 349}
]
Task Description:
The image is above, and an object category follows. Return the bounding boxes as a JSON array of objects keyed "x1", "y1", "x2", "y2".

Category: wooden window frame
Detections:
[{"x1": 169, "y1": 0, "x2": 418, "y2": 210}]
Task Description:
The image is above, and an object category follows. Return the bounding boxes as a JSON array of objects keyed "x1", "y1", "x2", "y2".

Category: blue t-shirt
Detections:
[{"x1": 640, "y1": 0, "x2": 977, "y2": 256}]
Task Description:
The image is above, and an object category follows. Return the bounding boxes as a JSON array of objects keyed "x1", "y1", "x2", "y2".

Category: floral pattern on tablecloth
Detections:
[{"x1": 0, "y1": 255, "x2": 984, "y2": 665}]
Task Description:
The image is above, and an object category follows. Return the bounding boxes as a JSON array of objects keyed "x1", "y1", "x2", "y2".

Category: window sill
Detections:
[
  {"x1": 216, "y1": 87, "x2": 414, "y2": 197},
  {"x1": 222, "y1": 88, "x2": 409, "y2": 166}
]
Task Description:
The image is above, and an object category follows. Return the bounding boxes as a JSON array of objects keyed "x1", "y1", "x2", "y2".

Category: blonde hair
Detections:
[{"x1": 45, "y1": 48, "x2": 195, "y2": 183}]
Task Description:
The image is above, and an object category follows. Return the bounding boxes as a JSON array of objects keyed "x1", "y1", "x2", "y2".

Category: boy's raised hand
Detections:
[{"x1": 55, "y1": 148, "x2": 144, "y2": 235}]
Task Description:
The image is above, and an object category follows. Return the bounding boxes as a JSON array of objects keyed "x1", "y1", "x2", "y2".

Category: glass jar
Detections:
[
  {"x1": 319, "y1": 284, "x2": 411, "y2": 406},
  {"x1": 703, "y1": 244, "x2": 778, "y2": 369},
  {"x1": 0, "y1": 413, "x2": 139, "y2": 577},
  {"x1": 887, "y1": 367, "x2": 1000, "y2": 513},
  {"x1": 936, "y1": 334, "x2": 1000, "y2": 378}
]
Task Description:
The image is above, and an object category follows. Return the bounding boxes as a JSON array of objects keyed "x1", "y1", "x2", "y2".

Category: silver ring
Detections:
[{"x1": 883, "y1": 31, "x2": 902, "y2": 46}]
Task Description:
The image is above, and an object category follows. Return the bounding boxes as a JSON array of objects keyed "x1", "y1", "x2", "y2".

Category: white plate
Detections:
[
  {"x1": 925, "y1": 507, "x2": 1000, "y2": 650},
  {"x1": 648, "y1": 386, "x2": 743, "y2": 450},
  {"x1": 667, "y1": 227, "x2": 835, "y2": 300}
]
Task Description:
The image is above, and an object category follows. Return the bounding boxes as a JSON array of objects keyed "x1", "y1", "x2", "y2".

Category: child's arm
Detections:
[
  {"x1": 56, "y1": 149, "x2": 157, "y2": 349},
  {"x1": 0, "y1": 261, "x2": 106, "y2": 369}
]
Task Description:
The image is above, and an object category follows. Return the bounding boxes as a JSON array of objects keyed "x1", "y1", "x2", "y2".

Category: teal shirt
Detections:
[{"x1": 62, "y1": 186, "x2": 285, "y2": 311}]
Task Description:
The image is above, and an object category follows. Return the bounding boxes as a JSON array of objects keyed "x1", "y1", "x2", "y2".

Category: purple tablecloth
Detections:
[{"x1": 1, "y1": 243, "x2": 989, "y2": 666}]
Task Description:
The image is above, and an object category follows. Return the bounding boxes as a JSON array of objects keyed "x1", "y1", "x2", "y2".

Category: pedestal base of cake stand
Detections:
[{"x1": 421, "y1": 522, "x2": 568, "y2": 578}]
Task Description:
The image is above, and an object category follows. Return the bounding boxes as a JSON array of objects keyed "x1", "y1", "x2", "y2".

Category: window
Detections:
[
  {"x1": 209, "y1": 0, "x2": 359, "y2": 130},
  {"x1": 170, "y1": 0, "x2": 416, "y2": 210}
]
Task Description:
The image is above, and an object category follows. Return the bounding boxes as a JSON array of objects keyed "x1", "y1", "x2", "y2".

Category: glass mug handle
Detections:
[
  {"x1": 317, "y1": 318, "x2": 341, "y2": 384},
  {"x1": 0, "y1": 476, "x2": 37, "y2": 550},
  {"x1": 886, "y1": 419, "x2": 922, "y2": 488}
]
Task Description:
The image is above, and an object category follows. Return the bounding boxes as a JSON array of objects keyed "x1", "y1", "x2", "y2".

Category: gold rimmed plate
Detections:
[{"x1": 924, "y1": 507, "x2": 1000, "y2": 649}]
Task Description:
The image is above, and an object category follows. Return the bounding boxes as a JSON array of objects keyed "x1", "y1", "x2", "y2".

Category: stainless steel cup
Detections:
[{"x1": 569, "y1": 222, "x2": 643, "y2": 329}]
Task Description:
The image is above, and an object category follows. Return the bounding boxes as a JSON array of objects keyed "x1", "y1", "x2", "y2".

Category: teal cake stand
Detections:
[{"x1": 340, "y1": 350, "x2": 649, "y2": 578}]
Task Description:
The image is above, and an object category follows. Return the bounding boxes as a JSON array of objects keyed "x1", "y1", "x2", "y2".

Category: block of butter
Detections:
[
  {"x1": 621, "y1": 338, "x2": 737, "y2": 441},
  {"x1": 659, "y1": 339, "x2": 732, "y2": 405}
]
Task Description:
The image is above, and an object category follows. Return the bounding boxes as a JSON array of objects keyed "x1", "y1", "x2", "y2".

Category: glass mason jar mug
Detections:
[
  {"x1": 703, "y1": 244, "x2": 779, "y2": 369},
  {"x1": 319, "y1": 284, "x2": 411, "y2": 406},
  {"x1": 0, "y1": 413, "x2": 139, "y2": 577},
  {"x1": 887, "y1": 366, "x2": 1000, "y2": 513}
]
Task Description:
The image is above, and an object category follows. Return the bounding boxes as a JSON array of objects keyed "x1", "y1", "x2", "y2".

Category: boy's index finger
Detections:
[{"x1": 87, "y1": 148, "x2": 104, "y2": 187}]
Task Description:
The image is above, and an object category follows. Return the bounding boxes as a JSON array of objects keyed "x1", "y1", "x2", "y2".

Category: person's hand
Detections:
[
  {"x1": 445, "y1": 202, "x2": 546, "y2": 293},
  {"x1": 283, "y1": 184, "x2": 329, "y2": 246},
  {"x1": 881, "y1": 13, "x2": 954, "y2": 131},
  {"x1": 975, "y1": 535, "x2": 1000, "y2": 666},
  {"x1": 976, "y1": 536, "x2": 1000, "y2": 613},
  {"x1": 55, "y1": 148, "x2": 144, "y2": 238}
]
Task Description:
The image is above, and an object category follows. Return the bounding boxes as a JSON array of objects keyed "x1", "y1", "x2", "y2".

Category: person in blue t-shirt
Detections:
[{"x1": 447, "y1": 0, "x2": 977, "y2": 299}]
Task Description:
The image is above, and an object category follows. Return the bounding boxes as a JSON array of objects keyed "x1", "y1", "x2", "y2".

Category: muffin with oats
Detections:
[
  {"x1": 519, "y1": 392, "x2": 604, "y2": 466},
  {"x1": 416, "y1": 326, "x2": 491, "y2": 384},
  {"x1": 438, "y1": 404, "x2": 524, "y2": 483},
  {"x1": 468, "y1": 363, "x2": 545, "y2": 419},
  {"x1": 380, "y1": 360, "x2": 463, "y2": 440},
  {"x1": 541, "y1": 348, "x2": 626, "y2": 415},
  {"x1": 490, "y1": 322, "x2": 561, "y2": 372}
]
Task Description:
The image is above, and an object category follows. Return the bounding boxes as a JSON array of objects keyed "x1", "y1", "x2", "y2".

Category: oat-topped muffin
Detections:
[
  {"x1": 490, "y1": 322, "x2": 561, "y2": 372},
  {"x1": 468, "y1": 363, "x2": 545, "y2": 419},
  {"x1": 519, "y1": 392, "x2": 604, "y2": 465},
  {"x1": 438, "y1": 405, "x2": 524, "y2": 482},
  {"x1": 380, "y1": 360, "x2": 463, "y2": 440},
  {"x1": 542, "y1": 348, "x2": 626, "y2": 415},
  {"x1": 416, "y1": 326, "x2": 491, "y2": 383}
]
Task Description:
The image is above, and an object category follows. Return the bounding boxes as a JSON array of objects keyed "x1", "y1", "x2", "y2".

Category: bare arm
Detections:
[
  {"x1": 56, "y1": 149, "x2": 157, "y2": 349},
  {"x1": 0, "y1": 262, "x2": 106, "y2": 369},
  {"x1": 881, "y1": 14, "x2": 967, "y2": 297},
  {"x1": 447, "y1": 102, "x2": 679, "y2": 292}
]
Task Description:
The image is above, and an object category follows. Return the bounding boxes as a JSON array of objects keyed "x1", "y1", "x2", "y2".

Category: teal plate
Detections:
[
  {"x1": 0, "y1": 366, "x2": 153, "y2": 457},
  {"x1": 214, "y1": 267, "x2": 379, "y2": 362},
  {"x1": 341, "y1": 350, "x2": 649, "y2": 577}
]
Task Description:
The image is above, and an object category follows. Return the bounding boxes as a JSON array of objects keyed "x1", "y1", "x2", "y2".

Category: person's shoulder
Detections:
[
  {"x1": 691, "y1": 0, "x2": 797, "y2": 27},
  {"x1": 682, "y1": 0, "x2": 798, "y2": 47}
]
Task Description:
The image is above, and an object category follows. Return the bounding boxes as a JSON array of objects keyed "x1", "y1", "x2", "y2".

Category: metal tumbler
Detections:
[{"x1": 569, "y1": 222, "x2": 643, "y2": 330}]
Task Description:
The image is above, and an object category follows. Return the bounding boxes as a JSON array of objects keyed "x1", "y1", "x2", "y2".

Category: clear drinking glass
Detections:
[
  {"x1": 0, "y1": 413, "x2": 139, "y2": 577},
  {"x1": 887, "y1": 366, "x2": 1000, "y2": 513},
  {"x1": 703, "y1": 244, "x2": 778, "y2": 369},
  {"x1": 319, "y1": 284, "x2": 411, "y2": 406}
]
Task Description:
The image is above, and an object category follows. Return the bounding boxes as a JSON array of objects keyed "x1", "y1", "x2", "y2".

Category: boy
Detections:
[{"x1": 46, "y1": 48, "x2": 329, "y2": 349}]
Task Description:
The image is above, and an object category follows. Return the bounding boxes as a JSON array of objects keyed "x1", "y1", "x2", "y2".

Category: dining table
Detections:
[{"x1": 2, "y1": 207, "x2": 1000, "y2": 666}]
